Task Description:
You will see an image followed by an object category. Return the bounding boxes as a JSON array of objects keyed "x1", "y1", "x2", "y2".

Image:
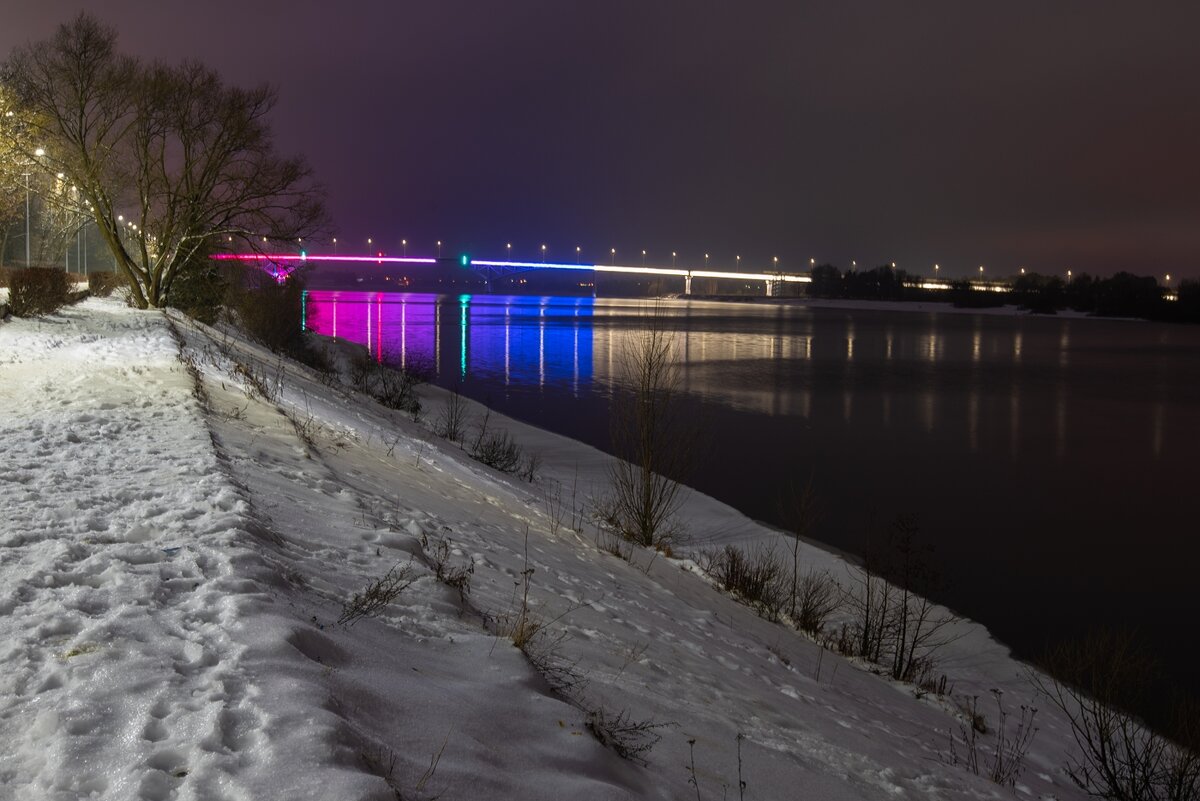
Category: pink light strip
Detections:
[{"x1": 210, "y1": 253, "x2": 438, "y2": 264}]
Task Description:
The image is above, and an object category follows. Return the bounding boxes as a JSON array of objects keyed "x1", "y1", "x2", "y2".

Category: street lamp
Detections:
[
  {"x1": 506, "y1": 243, "x2": 512, "y2": 260},
  {"x1": 672, "y1": 251, "x2": 677, "y2": 268},
  {"x1": 773, "y1": 256, "x2": 779, "y2": 271},
  {"x1": 1165, "y1": 273, "x2": 1172, "y2": 285},
  {"x1": 735, "y1": 255, "x2": 740, "y2": 271},
  {"x1": 575, "y1": 246, "x2": 581, "y2": 263},
  {"x1": 610, "y1": 247, "x2": 615, "y2": 265},
  {"x1": 437, "y1": 240, "x2": 442, "y2": 257},
  {"x1": 934, "y1": 263, "x2": 940, "y2": 278},
  {"x1": 402, "y1": 238, "x2": 407, "y2": 257},
  {"x1": 704, "y1": 253, "x2": 709, "y2": 269},
  {"x1": 642, "y1": 249, "x2": 646, "y2": 266},
  {"x1": 541, "y1": 244, "x2": 547, "y2": 263},
  {"x1": 332, "y1": 237, "x2": 338, "y2": 254}
]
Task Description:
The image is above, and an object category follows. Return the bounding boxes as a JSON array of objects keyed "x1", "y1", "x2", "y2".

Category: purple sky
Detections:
[{"x1": 5, "y1": 2, "x2": 1199, "y2": 279}]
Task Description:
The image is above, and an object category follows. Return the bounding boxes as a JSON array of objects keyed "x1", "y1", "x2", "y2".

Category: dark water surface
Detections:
[{"x1": 305, "y1": 291, "x2": 1200, "y2": 695}]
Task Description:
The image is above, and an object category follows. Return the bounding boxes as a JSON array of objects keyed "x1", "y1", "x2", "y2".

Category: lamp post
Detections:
[
  {"x1": 575, "y1": 246, "x2": 581, "y2": 264},
  {"x1": 402, "y1": 238, "x2": 407, "y2": 257},
  {"x1": 672, "y1": 251, "x2": 677, "y2": 268},
  {"x1": 506, "y1": 243, "x2": 512, "y2": 260},
  {"x1": 23, "y1": 171, "x2": 31, "y2": 267},
  {"x1": 437, "y1": 240, "x2": 442, "y2": 257},
  {"x1": 704, "y1": 253, "x2": 709, "y2": 270},
  {"x1": 735, "y1": 254, "x2": 740, "y2": 271},
  {"x1": 541, "y1": 244, "x2": 547, "y2": 263},
  {"x1": 642, "y1": 249, "x2": 646, "y2": 266},
  {"x1": 610, "y1": 248, "x2": 615, "y2": 265}
]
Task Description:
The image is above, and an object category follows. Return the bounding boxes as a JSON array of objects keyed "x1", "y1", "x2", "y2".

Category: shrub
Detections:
[
  {"x1": 167, "y1": 259, "x2": 227, "y2": 324},
  {"x1": 794, "y1": 570, "x2": 841, "y2": 636},
  {"x1": 87, "y1": 271, "x2": 124, "y2": 297},
  {"x1": 337, "y1": 562, "x2": 416, "y2": 627},
  {"x1": 435, "y1": 389, "x2": 469, "y2": 442},
  {"x1": 469, "y1": 409, "x2": 524, "y2": 474},
  {"x1": 8, "y1": 267, "x2": 71, "y2": 317},
  {"x1": 703, "y1": 545, "x2": 788, "y2": 622},
  {"x1": 228, "y1": 268, "x2": 308, "y2": 355},
  {"x1": 944, "y1": 690, "x2": 1039, "y2": 788},
  {"x1": 1032, "y1": 631, "x2": 1200, "y2": 801},
  {"x1": 585, "y1": 709, "x2": 665, "y2": 765}
]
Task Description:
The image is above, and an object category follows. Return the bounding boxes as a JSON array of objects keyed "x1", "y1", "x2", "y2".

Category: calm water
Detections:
[{"x1": 305, "y1": 291, "x2": 1200, "y2": 695}]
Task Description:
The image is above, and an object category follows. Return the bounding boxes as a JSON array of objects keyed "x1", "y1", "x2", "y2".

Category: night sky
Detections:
[{"x1": 5, "y1": 1, "x2": 1200, "y2": 278}]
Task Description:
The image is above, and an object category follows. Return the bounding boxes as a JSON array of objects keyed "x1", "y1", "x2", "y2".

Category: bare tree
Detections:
[
  {"x1": 1, "y1": 13, "x2": 327, "y2": 307},
  {"x1": 607, "y1": 308, "x2": 693, "y2": 546}
]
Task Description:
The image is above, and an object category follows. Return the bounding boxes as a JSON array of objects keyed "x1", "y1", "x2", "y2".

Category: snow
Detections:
[{"x1": 0, "y1": 298, "x2": 1092, "y2": 800}]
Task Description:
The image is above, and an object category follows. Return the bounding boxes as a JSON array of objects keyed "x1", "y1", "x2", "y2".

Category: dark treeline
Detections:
[{"x1": 806, "y1": 263, "x2": 1200, "y2": 323}]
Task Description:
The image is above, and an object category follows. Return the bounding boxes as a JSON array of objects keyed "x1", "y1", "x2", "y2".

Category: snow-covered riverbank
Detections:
[{"x1": 1, "y1": 298, "x2": 1089, "y2": 800}]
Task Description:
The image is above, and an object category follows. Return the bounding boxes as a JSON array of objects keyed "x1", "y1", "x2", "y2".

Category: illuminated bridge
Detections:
[{"x1": 211, "y1": 253, "x2": 817, "y2": 296}]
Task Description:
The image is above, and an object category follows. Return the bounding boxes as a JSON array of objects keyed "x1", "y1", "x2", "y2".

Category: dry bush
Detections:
[
  {"x1": 435, "y1": 388, "x2": 469, "y2": 442},
  {"x1": 945, "y1": 690, "x2": 1039, "y2": 787},
  {"x1": 794, "y1": 569, "x2": 841, "y2": 637},
  {"x1": 338, "y1": 562, "x2": 416, "y2": 627},
  {"x1": 702, "y1": 545, "x2": 789, "y2": 622},
  {"x1": 844, "y1": 515, "x2": 958, "y2": 682},
  {"x1": 469, "y1": 409, "x2": 524, "y2": 474},
  {"x1": 585, "y1": 709, "x2": 666, "y2": 765},
  {"x1": 87, "y1": 271, "x2": 123, "y2": 297},
  {"x1": 8, "y1": 267, "x2": 71, "y2": 316},
  {"x1": 1032, "y1": 631, "x2": 1200, "y2": 801},
  {"x1": 429, "y1": 536, "x2": 474, "y2": 605}
]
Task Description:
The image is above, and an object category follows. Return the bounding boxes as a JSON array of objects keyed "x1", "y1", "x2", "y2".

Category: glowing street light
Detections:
[
  {"x1": 1020, "y1": 266, "x2": 1026, "y2": 275},
  {"x1": 610, "y1": 247, "x2": 616, "y2": 265},
  {"x1": 506, "y1": 243, "x2": 512, "y2": 259},
  {"x1": 401, "y1": 238, "x2": 407, "y2": 257},
  {"x1": 1067, "y1": 269, "x2": 1073, "y2": 282},
  {"x1": 575, "y1": 245, "x2": 581, "y2": 264},
  {"x1": 541, "y1": 243, "x2": 547, "y2": 263},
  {"x1": 642, "y1": 249, "x2": 646, "y2": 266},
  {"x1": 934, "y1": 263, "x2": 940, "y2": 278},
  {"x1": 704, "y1": 253, "x2": 709, "y2": 269},
  {"x1": 773, "y1": 256, "x2": 779, "y2": 270},
  {"x1": 1165, "y1": 273, "x2": 1172, "y2": 285},
  {"x1": 735, "y1": 255, "x2": 740, "y2": 271},
  {"x1": 332, "y1": 237, "x2": 338, "y2": 254},
  {"x1": 672, "y1": 251, "x2": 677, "y2": 268},
  {"x1": 437, "y1": 240, "x2": 442, "y2": 257}
]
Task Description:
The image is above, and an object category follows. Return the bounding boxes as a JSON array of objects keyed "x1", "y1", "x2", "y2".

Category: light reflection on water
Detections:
[{"x1": 304, "y1": 290, "x2": 1200, "y2": 695}]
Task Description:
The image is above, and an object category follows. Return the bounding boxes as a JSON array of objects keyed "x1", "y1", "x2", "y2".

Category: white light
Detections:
[{"x1": 34, "y1": 147, "x2": 45, "y2": 157}]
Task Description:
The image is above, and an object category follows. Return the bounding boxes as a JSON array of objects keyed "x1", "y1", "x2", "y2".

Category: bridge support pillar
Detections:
[
  {"x1": 765, "y1": 280, "x2": 775, "y2": 297},
  {"x1": 684, "y1": 274, "x2": 692, "y2": 296}
]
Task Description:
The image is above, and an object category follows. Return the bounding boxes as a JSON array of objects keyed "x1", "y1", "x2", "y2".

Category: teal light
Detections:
[
  {"x1": 300, "y1": 290, "x2": 308, "y2": 332},
  {"x1": 460, "y1": 254, "x2": 470, "y2": 267},
  {"x1": 459, "y1": 295, "x2": 469, "y2": 378}
]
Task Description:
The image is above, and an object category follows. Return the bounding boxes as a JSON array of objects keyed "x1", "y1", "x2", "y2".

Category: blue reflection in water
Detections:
[{"x1": 304, "y1": 291, "x2": 594, "y2": 388}]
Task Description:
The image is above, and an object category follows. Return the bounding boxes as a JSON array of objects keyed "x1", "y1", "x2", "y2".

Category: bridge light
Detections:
[
  {"x1": 300, "y1": 250, "x2": 307, "y2": 260},
  {"x1": 460, "y1": 254, "x2": 470, "y2": 267}
]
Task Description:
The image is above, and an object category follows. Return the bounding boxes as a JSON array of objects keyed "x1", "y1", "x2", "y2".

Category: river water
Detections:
[{"x1": 304, "y1": 290, "x2": 1200, "y2": 697}]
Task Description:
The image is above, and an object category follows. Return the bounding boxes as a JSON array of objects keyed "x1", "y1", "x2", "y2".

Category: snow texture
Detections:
[{"x1": 0, "y1": 298, "x2": 1090, "y2": 800}]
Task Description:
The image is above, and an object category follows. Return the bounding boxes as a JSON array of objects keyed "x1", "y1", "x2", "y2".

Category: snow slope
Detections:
[{"x1": 0, "y1": 298, "x2": 1090, "y2": 800}]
